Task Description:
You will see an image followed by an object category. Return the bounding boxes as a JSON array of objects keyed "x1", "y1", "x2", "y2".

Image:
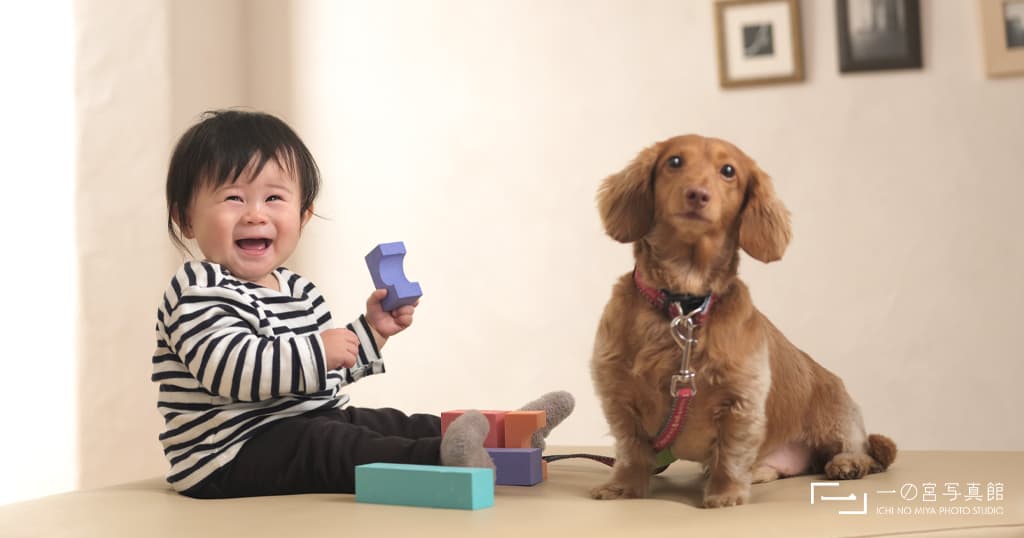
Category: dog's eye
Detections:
[
  {"x1": 720, "y1": 164, "x2": 736, "y2": 179},
  {"x1": 668, "y1": 156, "x2": 683, "y2": 168}
]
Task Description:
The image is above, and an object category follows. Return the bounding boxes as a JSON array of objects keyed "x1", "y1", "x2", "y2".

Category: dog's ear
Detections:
[
  {"x1": 597, "y1": 142, "x2": 662, "y2": 243},
  {"x1": 739, "y1": 162, "x2": 791, "y2": 262}
]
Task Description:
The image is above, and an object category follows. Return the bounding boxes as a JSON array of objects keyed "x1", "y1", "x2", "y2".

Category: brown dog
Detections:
[{"x1": 590, "y1": 135, "x2": 896, "y2": 507}]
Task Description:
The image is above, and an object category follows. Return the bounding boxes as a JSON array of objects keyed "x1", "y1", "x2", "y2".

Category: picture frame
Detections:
[
  {"x1": 836, "y1": 0, "x2": 922, "y2": 73},
  {"x1": 714, "y1": 0, "x2": 805, "y2": 88},
  {"x1": 979, "y1": 0, "x2": 1024, "y2": 78}
]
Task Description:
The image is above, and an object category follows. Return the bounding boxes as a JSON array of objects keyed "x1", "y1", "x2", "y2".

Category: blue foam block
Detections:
[
  {"x1": 364, "y1": 241, "x2": 423, "y2": 311},
  {"x1": 355, "y1": 463, "x2": 494, "y2": 510},
  {"x1": 486, "y1": 448, "x2": 543, "y2": 486}
]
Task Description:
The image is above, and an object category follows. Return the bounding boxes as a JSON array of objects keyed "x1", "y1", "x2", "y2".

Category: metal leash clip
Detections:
[{"x1": 669, "y1": 302, "x2": 702, "y2": 396}]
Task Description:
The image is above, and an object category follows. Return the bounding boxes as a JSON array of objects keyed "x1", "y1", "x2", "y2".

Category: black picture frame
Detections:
[{"x1": 836, "y1": 0, "x2": 922, "y2": 72}]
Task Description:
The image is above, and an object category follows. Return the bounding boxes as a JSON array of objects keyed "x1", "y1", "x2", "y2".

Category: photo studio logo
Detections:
[{"x1": 810, "y1": 481, "x2": 1006, "y2": 517}]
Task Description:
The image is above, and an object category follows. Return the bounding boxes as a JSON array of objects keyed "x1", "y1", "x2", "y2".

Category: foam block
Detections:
[
  {"x1": 503, "y1": 410, "x2": 546, "y2": 449},
  {"x1": 441, "y1": 410, "x2": 506, "y2": 448},
  {"x1": 365, "y1": 241, "x2": 423, "y2": 311},
  {"x1": 486, "y1": 448, "x2": 543, "y2": 486},
  {"x1": 355, "y1": 463, "x2": 494, "y2": 510}
]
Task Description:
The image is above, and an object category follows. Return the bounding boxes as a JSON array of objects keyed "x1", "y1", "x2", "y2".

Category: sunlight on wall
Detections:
[{"x1": 0, "y1": 2, "x2": 78, "y2": 505}]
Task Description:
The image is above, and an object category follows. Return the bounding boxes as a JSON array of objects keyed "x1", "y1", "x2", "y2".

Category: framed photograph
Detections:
[
  {"x1": 714, "y1": 0, "x2": 805, "y2": 88},
  {"x1": 979, "y1": 0, "x2": 1024, "y2": 77},
  {"x1": 836, "y1": 0, "x2": 922, "y2": 72}
]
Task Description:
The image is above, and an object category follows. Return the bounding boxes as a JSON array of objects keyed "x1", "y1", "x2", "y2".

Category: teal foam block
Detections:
[{"x1": 355, "y1": 463, "x2": 494, "y2": 510}]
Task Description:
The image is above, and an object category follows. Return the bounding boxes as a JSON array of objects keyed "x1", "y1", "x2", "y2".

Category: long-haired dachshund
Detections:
[{"x1": 590, "y1": 135, "x2": 896, "y2": 507}]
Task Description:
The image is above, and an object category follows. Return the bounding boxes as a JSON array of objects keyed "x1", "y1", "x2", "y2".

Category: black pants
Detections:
[{"x1": 183, "y1": 407, "x2": 442, "y2": 498}]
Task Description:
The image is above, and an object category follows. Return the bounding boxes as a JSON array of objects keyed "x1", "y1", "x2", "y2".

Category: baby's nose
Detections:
[{"x1": 243, "y1": 205, "x2": 268, "y2": 223}]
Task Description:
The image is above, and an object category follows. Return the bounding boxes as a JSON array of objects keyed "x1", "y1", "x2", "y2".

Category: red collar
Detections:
[{"x1": 633, "y1": 268, "x2": 715, "y2": 325}]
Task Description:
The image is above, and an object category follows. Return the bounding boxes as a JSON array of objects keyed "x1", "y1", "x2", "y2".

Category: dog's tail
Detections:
[{"x1": 867, "y1": 434, "x2": 898, "y2": 473}]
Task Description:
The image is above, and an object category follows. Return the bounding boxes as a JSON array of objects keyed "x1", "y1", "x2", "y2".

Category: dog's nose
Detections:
[{"x1": 685, "y1": 187, "x2": 710, "y2": 209}]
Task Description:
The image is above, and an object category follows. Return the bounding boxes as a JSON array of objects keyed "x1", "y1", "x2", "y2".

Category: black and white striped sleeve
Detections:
[
  {"x1": 327, "y1": 315, "x2": 386, "y2": 386},
  {"x1": 162, "y1": 286, "x2": 328, "y2": 401}
]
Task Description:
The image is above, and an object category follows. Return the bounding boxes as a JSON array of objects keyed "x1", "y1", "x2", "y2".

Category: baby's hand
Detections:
[
  {"x1": 366, "y1": 289, "x2": 417, "y2": 341},
  {"x1": 320, "y1": 328, "x2": 360, "y2": 370}
]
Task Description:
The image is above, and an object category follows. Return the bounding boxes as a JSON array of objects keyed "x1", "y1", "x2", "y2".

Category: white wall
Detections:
[
  {"x1": 0, "y1": 3, "x2": 77, "y2": 505},
  {"x1": 284, "y1": 0, "x2": 1024, "y2": 451},
  {"x1": 74, "y1": 0, "x2": 181, "y2": 491}
]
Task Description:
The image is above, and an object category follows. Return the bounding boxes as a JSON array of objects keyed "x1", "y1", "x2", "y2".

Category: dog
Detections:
[{"x1": 589, "y1": 135, "x2": 896, "y2": 507}]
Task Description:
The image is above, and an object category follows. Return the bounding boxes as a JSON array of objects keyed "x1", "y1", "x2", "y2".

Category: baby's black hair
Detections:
[{"x1": 165, "y1": 109, "x2": 321, "y2": 253}]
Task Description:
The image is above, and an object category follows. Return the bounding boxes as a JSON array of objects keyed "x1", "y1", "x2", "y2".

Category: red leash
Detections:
[{"x1": 652, "y1": 387, "x2": 694, "y2": 453}]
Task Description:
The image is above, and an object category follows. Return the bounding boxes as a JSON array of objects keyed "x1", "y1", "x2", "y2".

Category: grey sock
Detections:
[
  {"x1": 519, "y1": 390, "x2": 575, "y2": 450},
  {"x1": 440, "y1": 410, "x2": 495, "y2": 470}
]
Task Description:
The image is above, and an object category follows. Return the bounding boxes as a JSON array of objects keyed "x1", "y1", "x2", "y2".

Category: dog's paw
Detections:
[
  {"x1": 750, "y1": 465, "x2": 780, "y2": 484},
  {"x1": 825, "y1": 452, "x2": 872, "y2": 480},
  {"x1": 590, "y1": 482, "x2": 645, "y2": 500},
  {"x1": 703, "y1": 487, "x2": 749, "y2": 508}
]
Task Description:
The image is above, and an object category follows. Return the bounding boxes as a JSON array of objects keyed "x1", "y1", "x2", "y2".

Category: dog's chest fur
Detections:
[{"x1": 592, "y1": 273, "x2": 772, "y2": 463}]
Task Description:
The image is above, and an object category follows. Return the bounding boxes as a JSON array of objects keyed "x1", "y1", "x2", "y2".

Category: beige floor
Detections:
[{"x1": 2, "y1": 448, "x2": 1022, "y2": 538}]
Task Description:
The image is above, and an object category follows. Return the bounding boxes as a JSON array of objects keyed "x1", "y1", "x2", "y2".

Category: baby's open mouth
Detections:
[{"x1": 236, "y1": 238, "x2": 272, "y2": 251}]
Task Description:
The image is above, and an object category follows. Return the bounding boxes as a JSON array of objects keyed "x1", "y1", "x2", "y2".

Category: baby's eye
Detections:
[
  {"x1": 267, "y1": 195, "x2": 283, "y2": 202},
  {"x1": 225, "y1": 195, "x2": 243, "y2": 202}
]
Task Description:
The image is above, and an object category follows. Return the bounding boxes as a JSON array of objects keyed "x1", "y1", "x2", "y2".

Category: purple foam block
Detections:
[
  {"x1": 365, "y1": 241, "x2": 423, "y2": 312},
  {"x1": 486, "y1": 448, "x2": 543, "y2": 486}
]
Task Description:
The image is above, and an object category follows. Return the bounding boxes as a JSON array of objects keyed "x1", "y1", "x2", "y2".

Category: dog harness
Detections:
[{"x1": 632, "y1": 269, "x2": 714, "y2": 323}]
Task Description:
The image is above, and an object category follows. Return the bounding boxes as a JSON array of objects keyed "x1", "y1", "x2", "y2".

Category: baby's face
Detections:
[{"x1": 183, "y1": 158, "x2": 311, "y2": 289}]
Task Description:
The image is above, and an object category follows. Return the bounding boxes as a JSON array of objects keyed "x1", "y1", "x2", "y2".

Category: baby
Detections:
[{"x1": 152, "y1": 109, "x2": 573, "y2": 497}]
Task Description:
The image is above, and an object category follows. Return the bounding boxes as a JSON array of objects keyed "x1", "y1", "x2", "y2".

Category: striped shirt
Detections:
[{"x1": 151, "y1": 261, "x2": 384, "y2": 492}]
